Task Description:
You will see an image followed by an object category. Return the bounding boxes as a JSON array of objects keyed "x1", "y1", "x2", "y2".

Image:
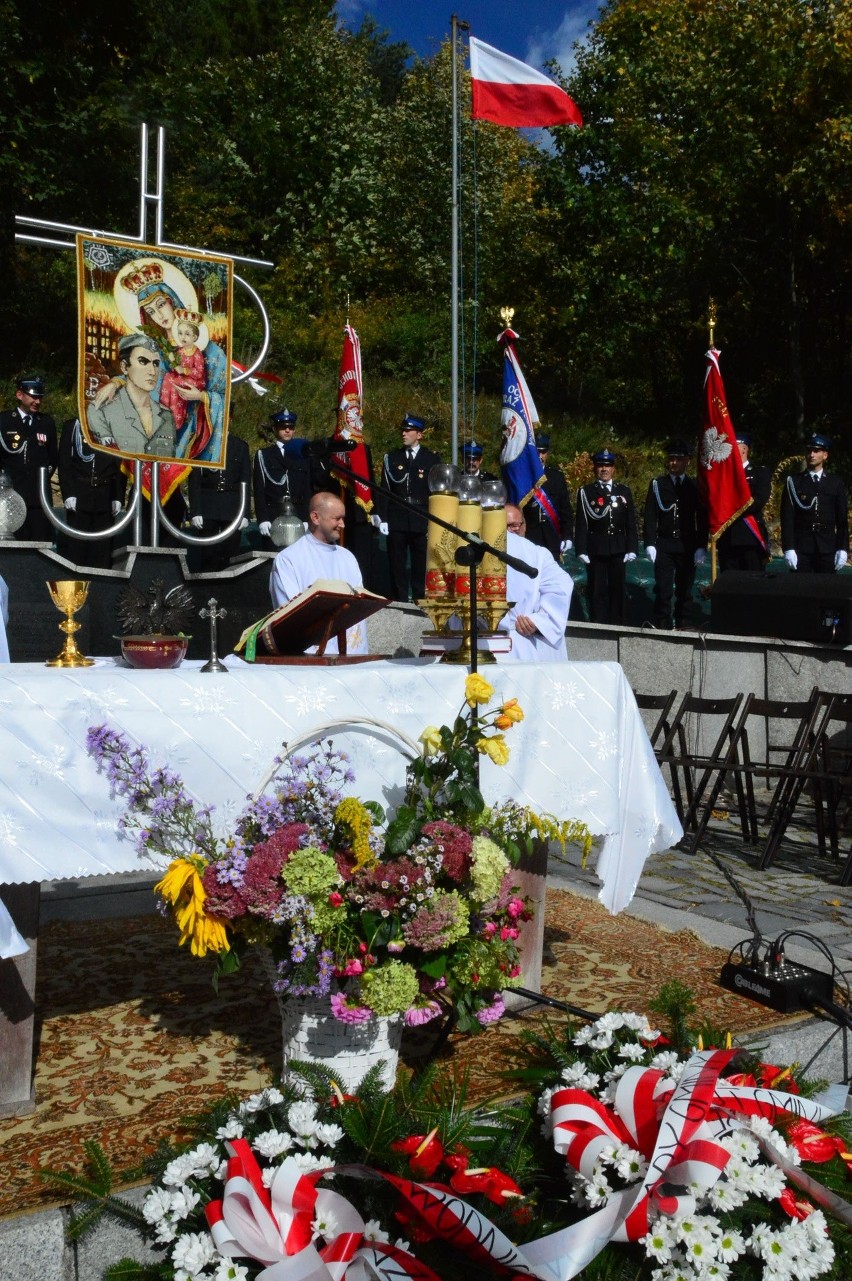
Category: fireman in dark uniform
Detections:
[
  {"x1": 252, "y1": 409, "x2": 313, "y2": 547},
  {"x1": 643, "y1": 439, "x2": 708, "y2": 630},
  {"x1": 781, "y1": 433, "x2": 849, "y2": 574},
  {"x1": 575, "y1": 447, "x2": 639, "y2": 624},
  {"x1": 56, "y1": 417, "x2": 124, "y2": 568},
  {"x1": 524, "y1": 432, "x2": 573, "y2": 562},
  {"x1": 378, "y1": 414, "x2": 441, "y2": 601},
  {"x1": 0, "y1": 375, "x2": 59, "y2": 541},
  {"x1": 462, "y1": 440, "x2": 498, "y2": 482},
  {"x1": 188, "y1": 434, "x2": 251, "y2": 571}
]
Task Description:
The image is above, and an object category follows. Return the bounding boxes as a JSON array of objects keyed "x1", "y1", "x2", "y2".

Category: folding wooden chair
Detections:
[
  {"x1": 655, "y1": 693, "x2": 745, "y2": 835},
  {"x1": 633, "y1": 689, "x2": 679, "y2": 753},
  {"x1": 684, "y1": 690, "x2": 820, "y2": 854}
]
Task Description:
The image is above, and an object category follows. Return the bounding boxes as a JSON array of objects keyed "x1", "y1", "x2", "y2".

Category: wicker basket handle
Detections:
[{"x1": 253, "y1": 717, "x2": 421, "y2": 799}]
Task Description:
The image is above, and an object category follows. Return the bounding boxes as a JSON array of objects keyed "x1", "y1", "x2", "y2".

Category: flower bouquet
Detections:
[
  {"x1": 45, "y1": 991, "x2": 852, "y2": 1281},
  {"x1": 87, "y1": 674, "x2": 590, "y2": 1051}
]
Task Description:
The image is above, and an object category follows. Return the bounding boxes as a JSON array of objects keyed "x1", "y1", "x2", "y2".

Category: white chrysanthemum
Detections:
[
  {"x1": 143, "y1": 1186, "x2": 172, "y2": 1224},
  {"x1": 603, "y1": 1063, "x2": 630, "y2": 1085},
  {"x1": 641, "y1": 1217, "x2": 676, "y2": 1262},
  {"x1": 572, "y1": 1024, "x2": 596, "y2": 1046},
  {"x1": 311, "y1": 1207, "x2": 340, "y2": 1242},
  {"x1": 253, "y1": 1129, "x2": 295, "y2": 1160},
  {"x1": 589, "y1": 1032, "x2": 615, "y2": 1050},
  {"x1": 621, "y1": 1012, "x2": 660, "y2": 1039},
  {"x1": 716, "y1": 1225, "x2": 746, "y2": 1263},
  {"x1": 560, "y1": 1062, "x2": 602, "y2": 1091},
  {"x1": 215, "y1": 1119, "x2": 244, "y2": 1141},
  {"x1": 172, "y1": 1230, "x2": 217, "y2": 1280},
  {"x1": 169, "y1": 1187, "x2": 202, "y2": 1221},
  {"x1": 241, "y1": 1087, "x2": 284, "y2": 1113},
  {"x1": 154, "y1": 1219, "x2": 178, "y2": 1245},
  {"x1": 617, "y1": 1040, "x2": 648, "y2": 1062},
  {"x1": 595, "y1": 1011, "x2": 626, "y2": 1032},
  {"x1": 292, "y1": 1151, "x2": 333, "y2": 1175},
  {"x1": 749, "y1": 1163, "x2": 787, "y2": 1200},
  {"x1": 649, "y1": 1050, "x2": 680, "y2": 1072},
  {"x1": 584, "y1": 1174, "x2": 612, "y2": 1207},
  {"x1": 613, "y1": 1143, "x2": 648, "y2": 1182},
  {"x1": 537, "y1": 1086, "x2": 554, "y2": 1118},
  {"x1": 315, "y1": 1122, "x2": 345, "y2": 1147},
  {"x1": 212, "y1": 1261, "x2": 250, "y2": 1281},
  {"x1": 749, "y1": 1222, "x2": 798, "y2": 1270},
  {"x1": 288, "y1": 1101, "x2": 319, "y2": 1142},
  {"x1": 661, "y1": 1059, "x2": 688, "y2": 1085},
  {"x1": 720, "y1": 1130, "x2": 760, "y2": 1163},
  {"x1": 362, "y1": 1219, "x2": 390, "y2": 1243},
  {"x1": 706, "y1": 1176, "x2": 749, "y2": 1212},
  {"x1": 162, "y1": 1155, "x2": 193, "y2": 1188}
]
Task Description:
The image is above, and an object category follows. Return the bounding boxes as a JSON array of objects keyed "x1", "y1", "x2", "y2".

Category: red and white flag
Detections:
[
  {"x1": 697, "y1": 347, "x2": 754, "y2": 539},
  {"x1": 469, "y1": 37, "x2": 582, "y2": 129},
  {"x1": 332, "y1": 324, "x2": 373, "y2": 513}
]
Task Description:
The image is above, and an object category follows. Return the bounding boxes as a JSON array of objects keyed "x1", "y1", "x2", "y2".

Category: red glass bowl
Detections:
[{"x1": 120, "y1": 636, "x2": 189, "y2": 669}]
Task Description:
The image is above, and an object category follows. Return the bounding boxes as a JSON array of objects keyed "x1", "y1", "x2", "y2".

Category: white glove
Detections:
[
  {"x1": 579, "y1": 553, "x2": 590, "y2": 565},
  {"x1": 64, "y1": 496, "x2": 77, "y2": 512},
  {"x1": 191, "y1": 515, "x2": 204, "y2": 529},
  {"x1": 239, "y1": 518, "x2": 249, "y2": 530},
  {"x1": 624, "y1": 552, "x2": 637, "y2": 563},
  {"x1": 560, "y1": 539, "x2": 573, "y2": 553},
  {"x1": 370, "y1": 513, "x2": 383, "y2": 528},
  {"x1": 111, "y1": 500, "x2": 121, "y2": 516},
  {"x1": 378, "y1": 521, "x2": 389, "y2": 536},
  {"x1": 645, "y1": 545, "x2": 656, "y2": 564},
  {"x1": 259, "y1": 521, "x2": 272, "y2": 537},
  {"x1": 835, "y1": 550, "x2": 848, "y2": 570},
  {"x1": 694, "y1": 549, "x2": 707, "y2": 566},
  {"x1": 784, "y1": 549, "x2": 798, "y2": 569}
]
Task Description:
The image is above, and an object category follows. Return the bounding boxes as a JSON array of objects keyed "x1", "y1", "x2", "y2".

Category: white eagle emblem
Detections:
[{"x1": 700, "y1": 428, "x2": 732, "y2": 470}]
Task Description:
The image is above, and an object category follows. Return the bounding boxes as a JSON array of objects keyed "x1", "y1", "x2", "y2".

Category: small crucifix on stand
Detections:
[{"x1": 199, "y1": 598, "x2": 228, "y2": 673}]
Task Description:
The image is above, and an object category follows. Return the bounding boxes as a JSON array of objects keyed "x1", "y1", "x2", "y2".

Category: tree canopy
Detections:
[{"x1": 2, "y1": 0, "x2": 850, "y2": 456}]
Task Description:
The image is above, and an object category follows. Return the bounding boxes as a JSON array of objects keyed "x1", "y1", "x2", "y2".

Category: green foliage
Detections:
[{"x1": 38, "y1": 1138, "x2": 148, "y2": 1241}]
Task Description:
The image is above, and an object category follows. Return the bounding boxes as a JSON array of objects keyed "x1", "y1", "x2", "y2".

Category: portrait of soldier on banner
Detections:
[{"x1": 76, "y1": 235, "x2": 232, "y2": 468}]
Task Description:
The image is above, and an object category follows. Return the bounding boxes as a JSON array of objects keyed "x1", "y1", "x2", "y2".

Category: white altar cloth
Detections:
[{"x1": 0, "y1": 657, "x2": 681, "y2": 914}]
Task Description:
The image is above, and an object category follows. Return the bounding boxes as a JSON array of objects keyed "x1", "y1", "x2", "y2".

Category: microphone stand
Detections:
[{"x1": 326, "y1": 454, "x2": 537, "y2": 666}]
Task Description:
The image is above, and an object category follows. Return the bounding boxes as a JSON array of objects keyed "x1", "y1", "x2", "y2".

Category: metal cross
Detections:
[
  {"x1": 199, "y1": 598, "x2": 228, "y2": 674},
  {"x1": 15, "y1": 123, "x2": 272, "y2": 385}
]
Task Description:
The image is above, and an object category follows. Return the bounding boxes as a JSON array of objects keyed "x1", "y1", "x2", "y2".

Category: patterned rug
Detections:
[{"x1": 0, "y1": 888, "x2": 796, "y2": 1220}]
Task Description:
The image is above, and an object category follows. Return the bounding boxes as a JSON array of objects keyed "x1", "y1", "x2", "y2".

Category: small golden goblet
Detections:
[{"x1": 46, "y1": 580, "x2": 94, "y2": 668}]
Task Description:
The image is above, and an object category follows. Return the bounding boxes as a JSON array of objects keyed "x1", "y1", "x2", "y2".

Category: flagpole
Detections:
[
  {"x1": 450, "y1": 14, "x2": 462, "y2": 467},
  {"x1": 708, "y1": 299, "x2": 719, "y2": 583}
]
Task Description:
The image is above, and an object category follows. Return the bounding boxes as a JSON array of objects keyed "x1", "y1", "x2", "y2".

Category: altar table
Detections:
[{"x1": 0, "y1": 656, "x2": 680, "y2": 913}]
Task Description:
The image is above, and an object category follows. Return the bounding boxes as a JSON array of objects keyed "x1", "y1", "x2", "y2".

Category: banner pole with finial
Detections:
[{"x1": 708, "y1": 298, "x2": 719, "y2": 583}]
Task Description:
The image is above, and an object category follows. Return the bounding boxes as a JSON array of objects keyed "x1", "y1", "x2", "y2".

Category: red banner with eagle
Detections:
[
  {"x1": 331, "y1": 324, "x2": 372, "y2": 513},
  {"x1": 697, "y1": 347, "x2": 753, "y2": 539}
]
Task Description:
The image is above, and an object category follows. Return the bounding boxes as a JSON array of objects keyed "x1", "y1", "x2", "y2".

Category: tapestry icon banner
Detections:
[{"x1": 76, "y1": 234, "x2": 232, "y2": 469}]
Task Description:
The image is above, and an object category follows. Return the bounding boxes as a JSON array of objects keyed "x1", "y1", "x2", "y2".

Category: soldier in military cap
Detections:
[
  {"x1": 524, "y1": 431, "x2": 573, "y2": 563},
  {"x1": 574, "y1": 447, "x2": 638, "y2": 624},
  {"x1": 717, "y1": 432, "x2": 771, "y2": 573},
  {"x1": 781, "y1": 433, "x2": 848, "y2": 573},
  {"x1": 461, "y1": 440, "x2": 498, "y2": 482},
  {"x1": 378, "y1": 413, "x2": 441, "y2": 601},
  {"x1": 252, "y1": 408, "x2": 313, "y2": 547},
  {"x1": 0, "y1": 375, "x2": 59, "y2": 540},
  {"x1": 189, "y1": 424, "x2": 251, "y2": 571},
  {"x1": 643, "y1": 439, "x2": 708, "y2": 630}
]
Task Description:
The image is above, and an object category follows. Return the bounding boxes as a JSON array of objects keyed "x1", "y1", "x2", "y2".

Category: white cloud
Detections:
[
  {"x1": 525, "y1": 2, "x2": 599, "y2": 78},
  {"x1": 335, "y1": 0, "x2": 368, "y2": 26}
]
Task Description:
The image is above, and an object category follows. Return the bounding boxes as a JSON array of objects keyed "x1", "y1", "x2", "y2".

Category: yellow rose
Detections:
[
  {"x1": 465, "y1": 673, "x2": 495, "y2": 707},
  {"x1": 476, "y1": 733, "x2": 510, "y2": 766},
  {"x1": 419, "y1": 725, "x2": 443, "y2": 757},
  {"x1": 500, "y1": 698, "x2": 524, "y2": 723}
]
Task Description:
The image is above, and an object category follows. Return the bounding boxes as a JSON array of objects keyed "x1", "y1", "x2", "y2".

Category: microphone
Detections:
[{"x1": 301, "y1": 438, "x2": 358, "y2": 459}]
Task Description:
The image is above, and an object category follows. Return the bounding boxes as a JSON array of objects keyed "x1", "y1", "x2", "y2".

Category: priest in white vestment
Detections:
[
  {"x1": 269, "y1": 491, "x2": 368, "y2": 655},
  {"x1": 499, "y1": 504, "x2": 573, "y2": 662}
]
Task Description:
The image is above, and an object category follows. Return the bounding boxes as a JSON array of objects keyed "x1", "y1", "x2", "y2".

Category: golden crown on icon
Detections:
[
  {"x1": 174, "y1": 308, "x2": 203, "y2": 326},
  {"x1": 121, "y1": 261, "x2": 165, "y2": 294}
]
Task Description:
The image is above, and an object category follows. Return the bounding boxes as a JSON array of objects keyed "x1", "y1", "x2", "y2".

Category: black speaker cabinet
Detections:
[{"x1": 710, "y1": 571, "x2": 852, "y2": 645}]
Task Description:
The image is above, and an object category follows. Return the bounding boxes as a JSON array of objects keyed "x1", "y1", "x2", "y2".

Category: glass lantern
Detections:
[
  {"x1": 0, "y1": 470, "x2": 26, "y2": 540},
  {"x1": 269, "y1": 499, "x2": 305, "y2": 549}
]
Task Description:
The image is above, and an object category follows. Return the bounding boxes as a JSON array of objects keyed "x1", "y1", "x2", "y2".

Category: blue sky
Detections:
[{"x1": 334, "y1": 1, "x2": 601, "y2": 76}]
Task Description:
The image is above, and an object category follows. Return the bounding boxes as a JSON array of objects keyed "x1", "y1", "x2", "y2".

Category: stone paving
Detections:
[{"x1": 552, "y1": 790, "x2": 852, "y2": 971}]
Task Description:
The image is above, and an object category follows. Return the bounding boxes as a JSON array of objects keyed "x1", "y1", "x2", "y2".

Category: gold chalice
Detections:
[{"x1": 46, "y1": 580, "x2": 94, "y2": 668}]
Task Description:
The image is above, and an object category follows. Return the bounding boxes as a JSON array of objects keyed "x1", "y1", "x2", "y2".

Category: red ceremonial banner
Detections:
[
  {"x1": 697, "y1": 347, "x2": 752, "y2": 539},
  {"x1": 332, "y1": 324, "x2": 373, "y2": 513}
]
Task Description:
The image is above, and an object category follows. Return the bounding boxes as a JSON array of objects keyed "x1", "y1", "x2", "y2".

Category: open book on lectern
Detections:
[{"x1": 235, "y1": 579, "x2": 390, "y2": 659}]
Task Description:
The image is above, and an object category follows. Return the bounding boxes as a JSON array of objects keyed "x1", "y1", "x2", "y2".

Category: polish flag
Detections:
[{"x1": 469, "y1": 37, "x2": 582, "y2": 129}]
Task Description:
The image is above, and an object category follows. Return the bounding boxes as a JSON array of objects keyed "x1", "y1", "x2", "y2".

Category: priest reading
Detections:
[{"x1": 269, "y1": 491, "x2": 368, "y2": 655}]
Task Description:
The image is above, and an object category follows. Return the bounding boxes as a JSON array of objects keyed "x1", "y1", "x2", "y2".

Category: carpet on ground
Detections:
[{"x1": 0, "y1": 887, "x2": 797, "y2": 1219}]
